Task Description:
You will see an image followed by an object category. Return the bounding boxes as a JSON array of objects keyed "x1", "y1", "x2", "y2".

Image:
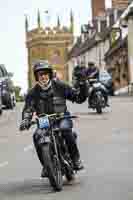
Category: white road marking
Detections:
[
  {"x1": 24, "y1": 144, "x2": 33, "y2": 152},
  {"x1": 0, "y1": 161, "x2": 9, "y2": 168}
]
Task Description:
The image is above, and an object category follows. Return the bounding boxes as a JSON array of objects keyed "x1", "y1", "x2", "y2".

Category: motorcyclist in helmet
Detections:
[
  {"x1": 72, "y1": 62, "x2": 86, "y2": 89},
  {"x1": 86, "y1": 62, "x2": 99, "y2": 79},
  {"x1": 86, "y1": 62, "x2": 109, "y2": 107},
  {"x1": 20, "y1": 60, "x2": 87, "y2": 177}
]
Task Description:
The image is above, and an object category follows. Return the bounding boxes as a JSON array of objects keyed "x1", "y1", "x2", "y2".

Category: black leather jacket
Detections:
[{"x1": 22, "y1": 79, "x2": 87, "y2": 120}]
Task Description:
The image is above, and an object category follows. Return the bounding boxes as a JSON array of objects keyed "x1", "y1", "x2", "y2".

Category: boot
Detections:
[
  {"x1": 106, "y1": 102, "x2": 110, "y2": 107},
  {"x1": 73, "y1": 158, "x2": 84, "y2": 171},
  {"x1": 63, "y1": 130, "x2": 84, "y2": 170},
  {"x1": 41, "y1": 167, "x2": 48, "y2": 178}
]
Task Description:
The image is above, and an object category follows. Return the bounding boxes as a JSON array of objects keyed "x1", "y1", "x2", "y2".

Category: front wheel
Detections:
[
  {"x1": 95, "y1": 92, "x2": 103, "y2": 114},
  {"x1": 0, "y1": 108, "x2": 2, "y2": 115},
  {"x1": 96, "y1": 106, "x2": 102, "y2": 114},
  {"x1": 42, "y1": 144, "x2": 63, "y2": 191}
]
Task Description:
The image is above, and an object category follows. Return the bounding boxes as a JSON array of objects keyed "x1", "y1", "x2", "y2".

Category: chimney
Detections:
[
  {"x1": 98, "y1": 18, "x2": 101, "y2": 33},
  {"x1": 113, "y1": 8, "x2": 124, "y2": 23},
  {"x1": 106, "y1": 9, "x2": 115, "y2": 28},
  {"x1": 114, "y1": 8, "x2": 118, "y2": 22},
  {"x1": 106, "y1": 13, "x2": 110, "y2": 27},
  {"x1": 101, "y1": 17, "x2": 106, "y2": 32},
  {"x1": 92, "y1": 0, "x2": 105, "y2": 19},
  {"x1": 96, "y1": 14, "x2": 106, "y2": 33}
]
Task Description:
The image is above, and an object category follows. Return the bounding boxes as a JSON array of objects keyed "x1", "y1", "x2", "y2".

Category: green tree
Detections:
[{"x1": 14, "y1": 86, "x2": 24, "y2": 102}]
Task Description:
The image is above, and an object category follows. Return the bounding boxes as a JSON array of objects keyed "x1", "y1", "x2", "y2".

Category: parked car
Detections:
[
  {"x1": 0, "y1": 86, "x2": 2, "y2": 115},
  {"x1": 0, "y1": 64, "x2": 16, "y2": 109}
]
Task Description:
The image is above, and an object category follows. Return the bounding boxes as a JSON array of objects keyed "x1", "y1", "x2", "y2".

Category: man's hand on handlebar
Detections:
[{"x1": 19, "y1": 118, "x2": 31, "y2": 131}]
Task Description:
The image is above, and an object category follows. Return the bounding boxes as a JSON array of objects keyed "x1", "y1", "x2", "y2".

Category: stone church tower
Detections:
[
  {"x1": 91, "y1": 0, "x2": 105, "y2": 18},
  {"x1": 112, "y1": 0, "x2": 129, "y2": 10},
  {"x1": 25, "y1": 10, "x2": 74, "y2": 88}
]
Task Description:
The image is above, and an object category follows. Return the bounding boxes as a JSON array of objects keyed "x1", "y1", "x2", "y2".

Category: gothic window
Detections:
[{"x1": 50, "y1": 50, "x2": 63, "y2": 65}]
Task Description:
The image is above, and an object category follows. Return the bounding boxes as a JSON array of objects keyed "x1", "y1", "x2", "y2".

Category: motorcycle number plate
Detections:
[{"x1": 38, "y1": 116, "x2": 50, "y2": 129}]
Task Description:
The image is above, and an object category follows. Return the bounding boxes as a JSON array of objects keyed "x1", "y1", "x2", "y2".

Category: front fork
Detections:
[
  {"x1": 51, "y1": 130, "x2": 59, "y2": 159},
  {"x1": 96, "y1": 91, "x2": 106, "y2": 107}
]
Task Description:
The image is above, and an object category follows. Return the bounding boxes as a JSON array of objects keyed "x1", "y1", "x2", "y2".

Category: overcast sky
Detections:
[{"x1": 0, "y1": 0, "x2": 111, "y2": 93}]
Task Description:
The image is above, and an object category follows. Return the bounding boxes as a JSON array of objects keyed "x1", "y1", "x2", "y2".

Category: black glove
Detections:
[
  {"x1": 19, "y1": 118, "x2": 31, "y2": 131},
  {"x1": 76, "y1": 81, "x2": 88, "y2": 103},
  {"x1": 73, "y1": 67, "x2": 86, "y2": 87}
]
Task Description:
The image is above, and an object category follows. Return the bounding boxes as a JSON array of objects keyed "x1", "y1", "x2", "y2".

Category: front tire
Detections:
[
  {"x1": 0, "y1": 108, "x2": 2, "y2": 115},
  {"x1": 96, "y1": 106, "x2": 102, "y2": 114},
  {"x1": 95, "y1": 92, "x2": 103, "y2": 114},
  {"x1": 42, "y1": 144, "x2": 63, "y2": 191}
]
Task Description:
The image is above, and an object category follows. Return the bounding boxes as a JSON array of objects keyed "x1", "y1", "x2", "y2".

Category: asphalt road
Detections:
[{"x1": 0, "y1": 97, "x2": 133, "y2": 200}]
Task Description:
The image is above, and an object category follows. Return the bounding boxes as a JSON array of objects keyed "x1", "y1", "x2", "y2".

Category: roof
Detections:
[
  {"x1": 68, "y1": 27, "x2": 111, "y2": 59},
  {"x1": 68, "y1": 37, "x2": 82, "y2": 58},
  {"x1": 104, "y1": 36, "x2": 127, "y2": 60},
  {"x1": 68, "y1": 1, "x2": 133, "y2": 60}
]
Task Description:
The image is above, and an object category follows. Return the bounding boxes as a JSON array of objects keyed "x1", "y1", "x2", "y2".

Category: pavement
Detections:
[{"x1": 0, "y1": 97, "x2": 133, "y2": 199}]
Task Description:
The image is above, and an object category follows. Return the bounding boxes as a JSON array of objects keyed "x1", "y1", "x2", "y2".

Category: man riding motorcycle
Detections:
[
  {"x1": 72, "y1": 63, "x2": 86, "y2": 89},
  {"x1": 86, "y1": 62, "x2": 109, "y2": 107},
  {"x1": 86, "y1": 62, "x2": 99, "y2": 79},
  {"x1": 20, "y1": 60, "x2": 87, "y2": 177}
]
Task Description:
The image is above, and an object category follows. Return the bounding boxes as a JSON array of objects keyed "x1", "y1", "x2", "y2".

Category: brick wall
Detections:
[{"x1": 92, "y1": 0, "x2": 105, "y2": 18}]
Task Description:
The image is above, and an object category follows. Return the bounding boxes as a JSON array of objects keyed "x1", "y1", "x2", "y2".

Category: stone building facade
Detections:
[
  {"x1": 25, "y1": 10, "x2": 74, "y2": 88},
  {"x1": 105, "y1": 38, "x2": 129, "y2": 90}
]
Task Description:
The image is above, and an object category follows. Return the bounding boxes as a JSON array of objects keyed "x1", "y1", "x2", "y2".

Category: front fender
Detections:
[
  {"x1": 38, "y1": 136, "x2": 51, "y2": 145},
  {"x1": 95, "y1": 91, "x2": 105, "y2": 108},
  {"x1": 34, "y1": 128, "x2": 51, "y2": 146}
]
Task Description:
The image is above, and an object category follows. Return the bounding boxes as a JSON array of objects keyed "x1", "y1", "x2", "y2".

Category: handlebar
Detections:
[
  {"x1": 19, "y1": 112, "x2": 78, "y2": 131},
  {"x1": 38, "y1": 113, "x2": 77, "y2": 119},
  {"x1": 30, "y1": 113, "x2": 78, "y2": 126}
]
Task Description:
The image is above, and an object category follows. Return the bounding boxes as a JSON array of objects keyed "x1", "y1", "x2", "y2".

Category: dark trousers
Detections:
[{"x1": 33, "y1": 118, "x2": 80, "y2": 166}]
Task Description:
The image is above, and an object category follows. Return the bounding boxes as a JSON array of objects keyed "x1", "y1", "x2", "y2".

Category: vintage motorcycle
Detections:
[
  {"x1": 21, "y1": 113, "x2": 77, "y2": 191},
  {"x1": 88, "y1": 78, "x2": 108, "y2": 114}
]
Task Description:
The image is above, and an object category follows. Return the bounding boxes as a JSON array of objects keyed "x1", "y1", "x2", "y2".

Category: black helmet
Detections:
[{"x1": 33, "y1": 60, "x2": 53, "y2": 80}]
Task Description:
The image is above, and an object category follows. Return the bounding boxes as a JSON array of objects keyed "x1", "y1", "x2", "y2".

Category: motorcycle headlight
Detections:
[{"x1": 93, "y1": 83, "x2": 101, "y2": 88}]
